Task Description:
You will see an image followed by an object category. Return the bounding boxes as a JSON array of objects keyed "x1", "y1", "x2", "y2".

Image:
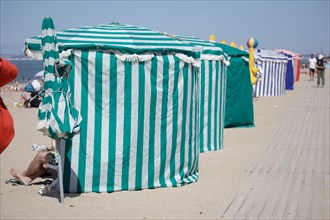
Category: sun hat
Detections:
[{"x1": 318, "y1": 54, "x2": 324, "y2": 59}]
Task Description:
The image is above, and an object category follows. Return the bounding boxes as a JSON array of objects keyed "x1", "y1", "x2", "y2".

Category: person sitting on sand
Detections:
[{"x1": 9, "y1": 143, "x2": 57, "y2": 185}]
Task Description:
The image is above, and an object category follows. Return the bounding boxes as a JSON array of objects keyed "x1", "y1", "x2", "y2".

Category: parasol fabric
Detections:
[{"x1": 38, "y1": 17, "x2": 81, "y2": 139}]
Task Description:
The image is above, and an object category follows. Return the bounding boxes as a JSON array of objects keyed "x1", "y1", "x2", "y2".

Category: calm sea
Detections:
[{"x1": 8, "y1": 60, "x2": 44, "y2": 84}]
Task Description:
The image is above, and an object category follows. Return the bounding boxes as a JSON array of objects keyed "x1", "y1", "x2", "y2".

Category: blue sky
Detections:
[{"x1": 1, "y1": 0, "x2": 329, "y2": 55}]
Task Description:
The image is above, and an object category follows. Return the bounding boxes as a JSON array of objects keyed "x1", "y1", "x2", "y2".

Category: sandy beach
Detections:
[{"x1": 0, "y1": 70, "x2": 329, "y2": 219}]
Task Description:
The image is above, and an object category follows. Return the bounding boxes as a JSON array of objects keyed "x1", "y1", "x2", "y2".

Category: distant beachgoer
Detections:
[
  {"x1": 316, "y1": 54, "x2": 325, "y2": 87},
  {"x1": 0, "y1": 58, "x2": 18, "y2": 154},
  {"x1": 24, "y1": 78, "x2": 35, "y2": 93},
  {"x1": 10, "y1": 80, "x2": 20, "y2": 92},
  {"x1": 308, "y1": 54, "x2": 317, "y2": 81}
]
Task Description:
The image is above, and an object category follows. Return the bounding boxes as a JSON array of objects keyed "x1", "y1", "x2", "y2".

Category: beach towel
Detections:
[{"x1": 0, "y1": 58, "x2": 18, "y2": 154}]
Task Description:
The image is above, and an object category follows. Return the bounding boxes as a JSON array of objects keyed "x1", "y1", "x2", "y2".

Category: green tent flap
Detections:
[
  {"x1": 214, "y1": 43, "x2": 255, "y2": 128},
  {"x1": 215, "y1": 43, "x2": 249, "y2": 57}
]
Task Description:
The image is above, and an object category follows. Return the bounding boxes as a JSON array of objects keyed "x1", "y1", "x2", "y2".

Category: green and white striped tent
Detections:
[
  {"x1": 175, "y1": 35, "x2": 229, "y2": 153},
  {"x1": 25, "y1": 21, "x2": 201, "y2": 193}
]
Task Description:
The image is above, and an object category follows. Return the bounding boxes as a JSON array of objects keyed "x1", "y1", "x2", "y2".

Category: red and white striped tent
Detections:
[{"x1": 275, "y1": 49, "x2": 302, "y2": 82}]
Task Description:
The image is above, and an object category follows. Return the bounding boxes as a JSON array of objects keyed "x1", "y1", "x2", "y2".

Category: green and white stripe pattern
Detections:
[
  {"x1": 39, "y1": 17, "x2": 81, "y2": 139},
  {"x1": 25, "y1": 22, "x2": 200, "y2": 60},
  {"x1": 176, "y1": 36, "x2": 229, "y2": 152},
  {"x1": 61, "y1": 50, "x2": 199, "y2": 193},
  {"x1": 198, "y1": 59, "x2": 227, "y2": 152}
]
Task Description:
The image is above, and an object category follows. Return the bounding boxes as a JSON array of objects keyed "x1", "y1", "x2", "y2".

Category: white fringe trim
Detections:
[
  {"x1": 24, "y1": 48, "x2": 43, "y2": 60},
  {"x1": 220, "y1": 55, "x2": 230, "y2": 66},
  {"x1": 200, "y1": 54, "x2": 230, "y2": 66},
  {"x1": 115, "y1": 53, "x2": 154, "y2": 62},
  {"x1": 242, "y1": 57, "x2": 249, "y2": 62},
  {"x1": 175, "y1": 53, "x2": 200, "y2": 67}
]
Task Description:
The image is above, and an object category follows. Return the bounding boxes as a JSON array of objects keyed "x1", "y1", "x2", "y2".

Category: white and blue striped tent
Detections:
[
  {"x1": 253, "y1": 49, "x2": 288, "y2": 97},
  {"x1": 175, "y1": 35, "x2": 229, "y2": 153},
  {"x1": 25, "y1": 21, "x2": 201, "y2": 193}
]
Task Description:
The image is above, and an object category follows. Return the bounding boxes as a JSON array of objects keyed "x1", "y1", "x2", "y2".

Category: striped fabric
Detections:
[
  {"x1": 25, "y1": 22, "x2": 200, "y2": 59},
  {"x1": 275, "y1": 49, "x2": 302, "y2": 82},
  {"x1": 253, "y1": 49, "x2": 288, "y2": 97},
  {"x1": 39, "y1": 17, "x2": 81, "y2": 139},
  {"x1": 26, "y1": 20, "x2": 208, "y2": 193},
  {"x1": 61, "y1": 50, "x2": 200, "y2": 193},
  {"x1": 176, "y1": 35, "x2": 224, "y2": 56},
  {"x1": 175, "y1": 36, "x2": 229, "y2": 152},
  {"x1": 198, "y1": 60, "x2": 227, "y2": 152}
]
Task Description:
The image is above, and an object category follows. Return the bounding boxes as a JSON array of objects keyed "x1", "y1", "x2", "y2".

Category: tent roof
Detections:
[
  {"x1": 255, "y1": 49, "x2": 288, "y2": 61},
  {"x1": 213, "y1": 43, "x2": 249, "y2": 57},
  {"x1": 25, "y1": 22, "x2": 200, "y2": 59},
  {"x1": 175, "y1": 35, "x2": 225, "y2": 56},
  {"x1": 275, "y1": 49, "x2": 302, "y2": 58}
]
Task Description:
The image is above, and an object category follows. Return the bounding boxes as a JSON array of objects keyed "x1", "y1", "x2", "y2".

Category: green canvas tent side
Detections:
[
  {"x1": 214, "y1": 43, "x2": 255, "y2": 128},
  {"x1": 176, "y1": 36, "x2": 229, "y2": 152},
  {"x1": 25, "y1": 22, "x2": 201, "y2": 193}
]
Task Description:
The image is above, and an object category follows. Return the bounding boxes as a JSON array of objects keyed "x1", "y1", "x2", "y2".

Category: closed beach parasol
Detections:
[
  {"x1": 38, "y1": 17, "x2": 81, "y2": 139},
  {"x1": 38, "y1": 17, "x2": 82, "y2": 203}
]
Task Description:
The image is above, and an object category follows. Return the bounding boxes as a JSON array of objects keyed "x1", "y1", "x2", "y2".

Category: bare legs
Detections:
[{"x1": 10, "y1": 151, "x2": 50, "y2": 185}]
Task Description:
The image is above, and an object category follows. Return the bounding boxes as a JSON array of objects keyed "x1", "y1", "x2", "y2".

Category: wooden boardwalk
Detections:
[{"x1": 218, "y1": 76, "x2": 330, "y2": 219}]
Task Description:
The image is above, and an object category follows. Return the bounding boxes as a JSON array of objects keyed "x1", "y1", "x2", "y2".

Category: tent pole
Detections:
[{"x1": 55, "y1": 138, "x2": 64, "y2": 203}]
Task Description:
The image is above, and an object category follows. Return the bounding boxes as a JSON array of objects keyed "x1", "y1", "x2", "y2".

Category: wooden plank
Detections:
[
  {"x1": 297, "y1": 172, "x2": 313, "y2": 218},
  {"x1": 234, "y1": 172, "x2": 268, "y2": 219},
  {"x1": 323, "y1": 174, "x2": 330, "y2": 219},
  {"x1": 258, "y1": 173, "x2": 290, "y2": 219},
  {"x1": 287, "y1": 145, "x2": 302, "y2": 173},
  {"x1": 271, "y1": 173, "x2": 295, "y2": 219},
  {"x1": 220, "y1": 193, "x2": 248, "y2": 218},
  {"x1": 324, "y1": 143, "x2": 330, "y2": 174},
  {"x1": 310, "y1": 174, "x2": 323, "y2": 219},
  {"x1": 284, "y1": 173, "x2": 304, "y2": 219},
  {"x1": 248, "y1": 172, "x2": 278, "y2": 219}
]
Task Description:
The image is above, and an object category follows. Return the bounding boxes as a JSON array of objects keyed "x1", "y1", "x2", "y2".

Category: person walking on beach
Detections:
[
  {"x1": 308, "y1": 53, "x2": 317, "y2": 81},
  {"x1": 316, "y1": 54, "x2": 325, "y2": 87}
]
